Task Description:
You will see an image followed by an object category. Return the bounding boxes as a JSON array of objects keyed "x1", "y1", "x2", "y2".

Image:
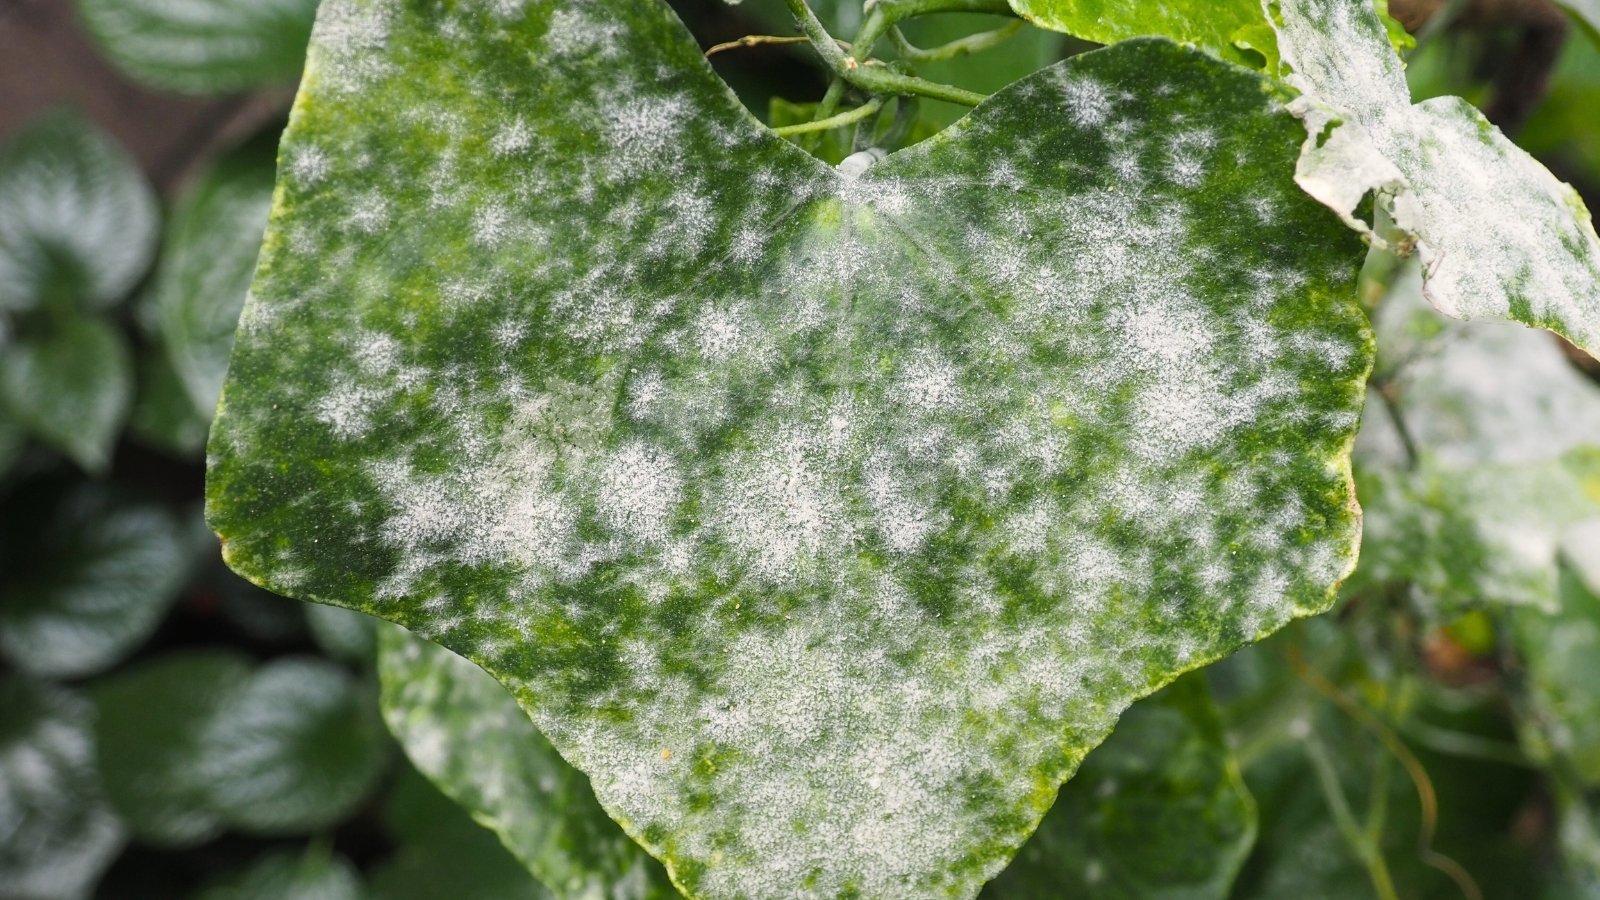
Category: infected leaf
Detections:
[
  {"x1": 208, "y1": 1, "x2": 1370, "y2": 894},
  {"x1": 1271, "y1": 0, "x2": 1600, "y2": 357}
]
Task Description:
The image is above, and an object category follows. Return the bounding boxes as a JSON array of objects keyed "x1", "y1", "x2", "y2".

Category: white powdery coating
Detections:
[
  {"x1": 596, "y1": 442, "x2": 683, "y2": 544},
  {"x1": 716, "y1": 431, "x2": 855, "y2": 584},
  {"x1": 369, "y1": 421, "x2": 578, "y2": 578},
  {"x1": 1274, "y1": 0, "x2": 1600, "y2": 353},
  {"x1": 245, "y1": 6, "x2": 1369, "y2": 896}
]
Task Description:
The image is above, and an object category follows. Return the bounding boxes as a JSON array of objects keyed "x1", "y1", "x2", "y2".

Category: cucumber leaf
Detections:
[{"x1": 207, "y1": 1, "x2": 1371, "y2": 894}]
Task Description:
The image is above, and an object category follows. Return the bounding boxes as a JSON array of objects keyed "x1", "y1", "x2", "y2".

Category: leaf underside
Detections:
[{"x1": 207, "y1": 0, "x2": 1371, "y2": 895}]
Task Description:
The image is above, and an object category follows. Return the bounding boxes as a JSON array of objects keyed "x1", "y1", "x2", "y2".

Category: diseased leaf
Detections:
[
  {"x1": 378, "y1": 625, "x2": 677, "y2": 899},
  {"x1": 196, "y1": 656, "x2": 388, "y2": 833},
  {"x1": 75, "y1": 0, "x2": 320, "y2": 95},
  {"x1": 207, "y1": 1, "x2": 1371, "y2": 893},
  {"x1": 981, "y1": 674, "x2": 1255, "y2": 899},
  {"x1": 91, "y1": 651, "x2": 254, "y2": 846},
  {"x1": 190, "y1": 849, "x2": 364, "y2": 900},
  {"x1": 0, "y1": 110, "x2": 157, "y2": 312},
  {"x1": 153, "y1": 138, "x2": 277, "y2": 419},
  {"x1": 1271, "y1": 0, "x2": 1600, "y2": 357},
  {"x1": 1350, "y1": 263, "x2": 1600, "y2": 613},
  {"x1": 0, "y1": 678, "x2": 125, "y2": 900},
  {"x1": 0, "y1": 316, "x2": 133, "y2": 472},
  {"x1": 0, "y1": 487, "x2": 189, "y2": 678}
]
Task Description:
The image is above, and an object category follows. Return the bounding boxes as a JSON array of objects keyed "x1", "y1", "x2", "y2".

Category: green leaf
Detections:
[
  {"x1": 153, "y1": 138, "x2": 277, "y2": 419},
  {"x1": 207, "y1": 2, "x2": 1371, "y2": 893},
  {"x1": 91, "y1": 650, "x2": 254, "y2": 846},
  {"x1": 0, "y1": 110, "x2": 157, "y2": 312},
  {"x1": 378, "y1": 625, "x2": 677, "y2": 898},
  {"x1": 191, "y1": 848, "x2": 364, "y2": 900},
  {"x1": 0, "y1": 678, "x2": 125, "y2": 900},
  {"x1": 981, "y1": 674, "x2": 1255, "y2": 899},
  {"x1": 74, "y1": 0, "x2": 320, "y2": 95},
  {"x1": 0, "y1": 315, "x2": 133, "y2": 472},
  {"x1": 197, "y1": 656, "x2": 388, "y2": 834},
  {"x1": 130, "y1": 343, "x2": 211, "y2": 456},
  {"x1": 0, "y1": 487, "x2": 188, "y2": 678},
  {"x1": 1005, "y1": 0, "x2": 1273, "y2": 68},
  {"x1": 1270, "y1": 0, "x2": 1600, "y2": 357},
  {"x1": 307, "y1": 602, "x2": 380, "y2": 664},
  {"x1": 1350, "y1": 264, "x2": 1600, "y2": 613}
]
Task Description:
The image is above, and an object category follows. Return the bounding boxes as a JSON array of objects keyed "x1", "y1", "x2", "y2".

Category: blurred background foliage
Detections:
[{"x1": 0, "y1": 0, "x2": 1598, "y2": 897}]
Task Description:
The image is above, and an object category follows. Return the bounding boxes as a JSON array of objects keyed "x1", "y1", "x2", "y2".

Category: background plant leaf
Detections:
[
  {"x1": 0, "y1": 315, "x2": 134, "y2": 472},
  {"x1": 91, "y1": 650, "x2": 254, "y2": 846},
  {"x1": 207, "y1": 0, "x2": 1371, "y2": 893},
  {"x1": 0, "y1": 110, "x2": 156, "y2": 312},
  {"x1": 74, "y1": 0, "x2": 321, "y2": 95},
  {"x1": 196, "y1": 656, "x2": 388, "y2": 834},
  {"x1": 0, "y1": 486, "x2": 189, "y2": 677},
  {"x1": 378, "y1": 624, "x2": 676, "y2": 899},
  {"x1": 189, "y1": 848, "x2": 365, "y2": 900},
  {"x1": 0, "y1": 677, "x2": 125, "y2": 900},
  {"x1": 153, "y1": 137, "x2": 278, "y2": 419},
  {"x1": 130, "y1": 343, "x2": 211, "y2": 456}
]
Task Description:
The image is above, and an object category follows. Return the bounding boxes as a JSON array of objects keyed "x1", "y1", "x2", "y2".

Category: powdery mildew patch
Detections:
[
  {"x1": 1273, "y1": 0, "x2": 1600, "y2": 357},
  {"x1": 208, "y1": 0, "x2": 1371, "y2": 896}
]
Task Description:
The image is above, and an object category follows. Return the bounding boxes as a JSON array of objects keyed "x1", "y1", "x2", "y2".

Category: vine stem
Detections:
[
  {"x1": 1302, "y1": 735, "x2": 1403, "y2": 900},
  {"x1": 705, "y1": 34, "x2": 849, "y2": 57},
  {"x1": 784, "y1": 0, "x2": 989, "y2": 107},
  {"x1": 771, "y1": 96, "x2": 885, "y2": 135},
  {"x1": 1290, "y1": 649, "x2": 1485, "y2": 900},
  {"x1": 888, "y1": 19, "x2": 1023, "y2": 63}
]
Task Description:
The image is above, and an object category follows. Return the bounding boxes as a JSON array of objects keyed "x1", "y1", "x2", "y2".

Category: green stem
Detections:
[
  {"x1": 773, "y1": 96, "x2": 885, "y2": 135},
  {"x1": 888, "y1": 19, "x2": 1023, "y2": 63},
  {"x1": 785, "y1": 0, "x2": 988, "y2": 106}
]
